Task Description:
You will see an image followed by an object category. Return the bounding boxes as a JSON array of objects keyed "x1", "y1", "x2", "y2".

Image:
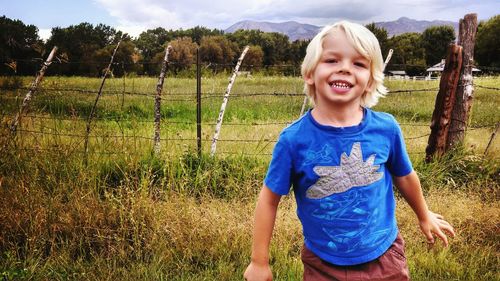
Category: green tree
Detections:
[
  {"x1": 135, "y1": 26, "x2": 224, "y2": 75},
  {"x1": 227, "y1": 30, "x2": 291, "y2": 66},
  {"x1": 0, "y1": 16, "x2": 44, "y2": 75},
  {"x1": 92, "y1": 40, "x2": 142, "y2": 77},
  {"x1": 289, "y1": 39, "x2": 309, "y2": 66},
  {"x1": 475, "y1": 15, "x2": 500, "y2": 69},
  {"x1": 241, "y1": 45, "x2": 264, "y2": 70},
  {"x1": 422, "y1": 25, "x2": 456, "y2": 66},
  {"x1": 45, "y1": 23, "x2": 122, "y2": 76},
  {"x1": 183, "y1": 26, "x2": 224, "y2": 45},
  {"x1": 135, "y1": 27, "x2": 172, "y2": 75},
  {"x1": 152, "y1": 37, "x2": 198, "y2": 74},
  {"x1": 365, "y1": 23, "x2": 389, "y2": 58},
  {"x1": 260, "y1": 32, "x2": 290, "y2": 65},
  {"x1": 227, "y1": 29, "x2": 265, "y2": 47},
  {"x1": 199, "y1": 35, "x2": 236, "y2": 66},
  {"x1": 200, "y1": 36, "x2": 223, "y2": 64},
  {"x1": 387, "y1": 32, "x2": 426, "y2": 76}
]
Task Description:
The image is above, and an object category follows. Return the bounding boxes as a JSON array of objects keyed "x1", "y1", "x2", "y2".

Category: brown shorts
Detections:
[{"x1": 301, "y1": 233, "x2": 410, "y2": 281}]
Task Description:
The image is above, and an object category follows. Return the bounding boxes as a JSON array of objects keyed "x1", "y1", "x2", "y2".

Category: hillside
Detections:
[{"x1": 225, "y1": 17, "x2": 459, "y2": 40}]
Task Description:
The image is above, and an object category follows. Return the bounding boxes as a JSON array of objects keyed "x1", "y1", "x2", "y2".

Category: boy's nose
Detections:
[{"x1": 337, "y1": 61, "x2": 351, "y2": 74}]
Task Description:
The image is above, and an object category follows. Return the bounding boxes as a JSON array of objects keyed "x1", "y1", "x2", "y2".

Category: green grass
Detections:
[{"x1": 0, "y1": 75, "x2": 499, "y2": 280}]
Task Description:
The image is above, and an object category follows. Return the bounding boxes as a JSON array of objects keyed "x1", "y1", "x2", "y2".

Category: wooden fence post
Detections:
[
  {"x1": 153, "y1": 45, "x2": 172, "y2": 155},
  {"x1": 83, "y1": 36, "x2": 123, "y2": 165},
  {"x1": 425, "y1": 44, "x2": 463, "y2": 161},
  {"x1": 299, "y1": 94, "x2": 308, "y2": 117},
  {"x1": 210, "y1": 45, "x2": 250, "y2": 156},
  {"x1": 447, "y1": 13, "x2": 478, "y2": 149},
  {"x1": 383, "y1": 49, "x2": 394, "y2": 71},
  {"x1": 10, "y1": 46, "x2": 58, "y2": 134},
  {"x1": 484, "y1": 122, "x2": 499, "y2": 156}
]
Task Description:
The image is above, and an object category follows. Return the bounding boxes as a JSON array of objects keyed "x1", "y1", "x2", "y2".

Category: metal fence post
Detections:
[{"x1": 197, "y1": 48, "x2": 202, "y2": 157}]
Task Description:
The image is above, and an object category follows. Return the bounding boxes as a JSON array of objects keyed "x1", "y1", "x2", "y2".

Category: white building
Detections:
[{"x1": 426, "y1": 59, "x2": 481, "y2": 79}]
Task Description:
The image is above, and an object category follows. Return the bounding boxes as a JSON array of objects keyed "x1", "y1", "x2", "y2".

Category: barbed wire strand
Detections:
[
  {"x1": 475, "y1": 84, "x2": 500, "y2": 91},
  {"x1": 5, "y1": 57, "x2": 500, "y2": 71},
  {"x1": 14, "y1": 114, "x2": 497, "y2": 129},
  {"x1": 16, "y1": 124, "x2": 497, "y2": 146}
]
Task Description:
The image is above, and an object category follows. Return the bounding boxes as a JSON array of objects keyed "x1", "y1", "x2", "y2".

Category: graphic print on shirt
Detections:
[
  {"x1": 303, "y1": 143, "x2": 336, "y2": 166},
  {"x1": 315, "y1": 197, "x2": 391, "y2": 253},
  {"x1": 306, "y1": 142, "x2": 384, "y2": 199},
  {"x1": 305, "y1": 142, "x2": 388, "y2": 254}
]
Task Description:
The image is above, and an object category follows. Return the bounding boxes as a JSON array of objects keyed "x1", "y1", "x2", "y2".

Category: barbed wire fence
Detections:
[
  {"x1": 1, "y1": 52, "x2": 499, "y2": 160},
  {"x1": 2, "y1": 90, "x2": 497, "y2": 158}
]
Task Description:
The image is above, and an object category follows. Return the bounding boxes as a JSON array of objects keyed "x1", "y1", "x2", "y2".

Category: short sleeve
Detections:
[
  {"x1": 387, "y1": 121, "x2": 413, "y2": 177},
  {"x1": 264, "y1": 133, "x2": 293, "y2": 195}
]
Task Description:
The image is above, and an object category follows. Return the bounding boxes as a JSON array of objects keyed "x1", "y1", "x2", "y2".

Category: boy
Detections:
[{"x1": 244, "y1": 21, "x2": 455, "y2": 281}]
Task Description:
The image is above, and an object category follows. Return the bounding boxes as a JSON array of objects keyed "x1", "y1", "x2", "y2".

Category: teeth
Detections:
[{"x1": 330, "y1": 81, "x2": 351, "y2": 88}]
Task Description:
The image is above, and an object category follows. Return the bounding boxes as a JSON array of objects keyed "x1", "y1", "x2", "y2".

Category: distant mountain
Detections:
[
  {"x1": 224, "y1": 17, "x2": 459, "y2": 40},
  {"x1": 225, "y1": 20, "x2": 321, "y2": 41},
  {"x1": 375, "y1": 17, "x2": 459, "y2": 37}
]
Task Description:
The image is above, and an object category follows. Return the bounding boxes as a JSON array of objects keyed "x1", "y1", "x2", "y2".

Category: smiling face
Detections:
[{"x1": 305, "y1": 28, "x2": 373, "y2": 110}]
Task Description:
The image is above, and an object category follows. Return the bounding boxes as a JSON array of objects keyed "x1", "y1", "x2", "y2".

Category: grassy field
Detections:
[{"x1": 0, "y1": 75, "x2": 499, "y2": 280}]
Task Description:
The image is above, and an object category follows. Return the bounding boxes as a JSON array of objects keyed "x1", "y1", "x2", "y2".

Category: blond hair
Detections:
[{"x1": 301, "y1": 21, "x2": 387, "y2": 108}]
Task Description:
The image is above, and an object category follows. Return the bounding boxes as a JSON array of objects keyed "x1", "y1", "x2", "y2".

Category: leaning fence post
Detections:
[
  {"x1": 484, "y1": 122, "x2": 499, "y2": 156},
  {"x1": 210, "y1": 45, "x2": 250, "y2": 156},
  {"x1": 84, "y1": 36, "x2": 123, "y2": 165},
  {"x1": 299, "y1": 94, "x2": 308, "y2": 117},
  {"x1": 383, "y1": 49, "x2": 393, "y2": 71},
  {"x1": 9, "y1": 46, "x2": 58, "y2": 134},
  {"x1": 425, "y1": 44, "x2": 463, "y2": 162},
  {"x1": 153, "y1": 45, "x2": 172, "y2": 155},
  {"x1": 447, "y1": 13, "x2": 478, "y2": 149}
]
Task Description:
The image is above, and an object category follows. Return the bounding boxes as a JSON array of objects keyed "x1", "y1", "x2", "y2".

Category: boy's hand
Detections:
[
  {"x1": 419, "y1": 211, "x2": 455, "y2": 247},
  {"x1": 244, "y1": 261, "x2": 272, "y2": 281}
]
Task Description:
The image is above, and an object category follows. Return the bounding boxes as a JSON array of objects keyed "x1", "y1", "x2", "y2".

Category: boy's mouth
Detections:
[{"x1": 328, "y1": 80, "x2": 353, "y2": 89}]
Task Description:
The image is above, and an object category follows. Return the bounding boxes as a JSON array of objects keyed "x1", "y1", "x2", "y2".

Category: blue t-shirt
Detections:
[{"x1": 264, "y1": 108, "x2": 413, "y2": 266}]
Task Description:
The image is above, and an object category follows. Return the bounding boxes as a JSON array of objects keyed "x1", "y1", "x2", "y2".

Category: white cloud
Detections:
[
  {"x1": 95, "y1": 0, "x2": 276, "y2": 36},
  {"x1": 93, "y1": 0, "x2": 500, "y2": 37},
  {"x1": 94, "y1": 0, "x2": 183, "y2": 37}
]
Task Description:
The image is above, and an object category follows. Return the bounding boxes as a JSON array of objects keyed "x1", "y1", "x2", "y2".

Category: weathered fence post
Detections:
[
  {"x1": 9, "y1": 46, "x2": 58, "y2": 134},
  {"x1": 299, "y1": 94, "x2": 308, "y2": 117},
  {"x1": 447, "y1": 13, "x2": 478, "y2": 149},
  {"x1": 210, "y1": 45, "x2": 250, "y2": 156},
  {"x1": 484, "y1": 122, "x2": 499, "y2": 156},
  {"x1": 196, "y1": 47, "x2": 202, "y2": 157},
  {"x1": 83, "y1": 36, "x2": 123, "y2": 165},
  {"x1": 425, "y1": 44, "x2": 463, "y2": 161},
  {"x1": 383, "y1": 49, "x2": 394, "y2": 71},
  {"x1": 153, "y1": 45, "x2": 172, "y2": 155}
]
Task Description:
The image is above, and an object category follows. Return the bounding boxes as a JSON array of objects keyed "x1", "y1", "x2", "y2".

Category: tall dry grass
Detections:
[{"x1": 1, "y1": 148, "x2": 498, "y2": 280}]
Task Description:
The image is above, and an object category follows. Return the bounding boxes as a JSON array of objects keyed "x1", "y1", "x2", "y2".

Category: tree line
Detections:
[{"x1": 1, "y1": 15, "x2": 499, "y2": 77}]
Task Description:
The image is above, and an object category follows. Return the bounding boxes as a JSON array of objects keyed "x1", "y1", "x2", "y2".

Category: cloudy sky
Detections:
[{"x1": 2, "y1": 0, "x2": 498, "y2": 40}]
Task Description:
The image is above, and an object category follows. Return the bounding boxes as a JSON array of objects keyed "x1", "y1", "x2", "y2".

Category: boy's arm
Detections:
[
  {"x1": 244, "y1": 185, "x2": 282, "y2": 281},
  {"x1": 393, "y1": 171, "x2": 455, "y2": 246}
]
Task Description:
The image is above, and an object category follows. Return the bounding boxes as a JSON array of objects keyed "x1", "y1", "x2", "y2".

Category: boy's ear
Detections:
[
  {"x1": 304, "y1": 73, "x2": 314, "y2": 85},
  {"x1": 367, "y1": 77, "x2": 375, "y2": 92}
]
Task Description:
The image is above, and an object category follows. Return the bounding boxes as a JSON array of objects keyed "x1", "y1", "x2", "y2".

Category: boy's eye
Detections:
[
  {"x1": 325, "y1": 59, "x2": 338, "y2": 63},
  {"x1": 354, "y1": 62, "x2": 367, "y2": 68}
]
